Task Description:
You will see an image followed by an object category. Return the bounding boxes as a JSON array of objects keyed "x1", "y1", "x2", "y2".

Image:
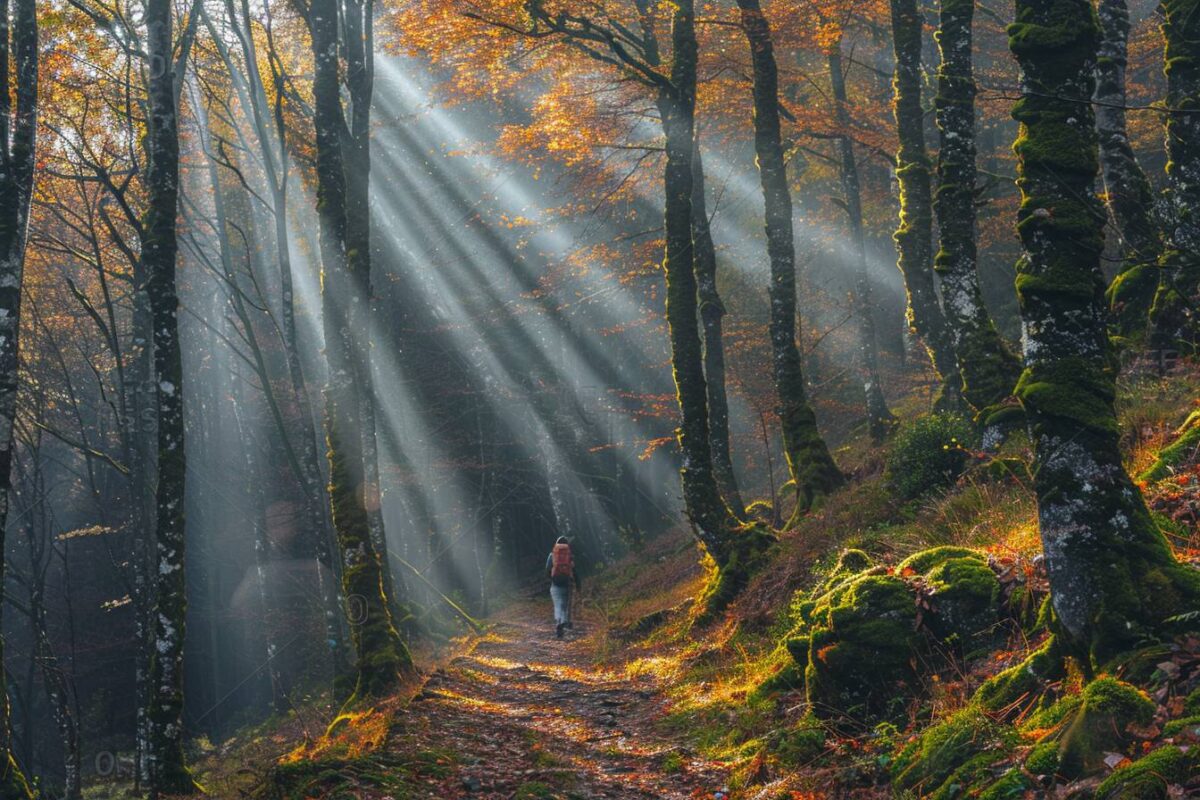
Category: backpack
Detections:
[{"x1": 550, "y1": 543, "x2": 573, "y2": 586}]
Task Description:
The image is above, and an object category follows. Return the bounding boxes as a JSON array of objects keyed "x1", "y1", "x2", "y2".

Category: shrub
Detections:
[{"x1": 886, "y1": 413, "x2": 976, "y2": 500}]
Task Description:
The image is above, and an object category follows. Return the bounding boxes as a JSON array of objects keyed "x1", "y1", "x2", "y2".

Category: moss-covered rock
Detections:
[
  {"x1": 892, "y1": 708, "x2": 1019, "y2": 797},
  {"x1": 1045, "y1": 677, "x2": 1156, "y2": 779},
  {"x1": 923, "y1": 556, "x2": 1002, "y2": 643},
  {"x1": 1094, "y1": 745, "x2": 1200, "y2": 799},
  {"x1": 804, "y1": 574, "x2": 919, "y2": 717},
  {"x1": 975, "y1": 636, "x2": 1063, "y2": 713},
  {"x1": 898, "y1": 545, "x2": 983, "y2": 574}
]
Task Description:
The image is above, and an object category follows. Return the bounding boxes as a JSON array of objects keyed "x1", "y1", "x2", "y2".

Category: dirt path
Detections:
[{"x1": 389, "y1": 603, "x2": 728, "y2": 799}]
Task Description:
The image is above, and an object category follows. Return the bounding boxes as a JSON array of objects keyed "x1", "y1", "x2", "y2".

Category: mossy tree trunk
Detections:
[
  {"x1": 935, "y1": 0, "x2": 1021, "y2": 422},
  {"x1": 1009, "y1": 0, "x2": 1200, "y2": 667},
  {"x1": 738, "y1": 0, "x2": 843, "y2": 515},
  {"x1": 309, "y1": 0, "x2": 411, "y2": 704},
  {"x1": 655, "y1": 0, "x2": 743, "y2": 564},
  {"x1": 142, "y1": 0, "x2": 195, "y2": 791},
  {"x1": 0, "y1": 0, "x2": 36, "y2": 793},
  {"x1": 1150, "y1": 0, "x2": 1200, "y2": 351},
  {"x1": 340, "y1": 0, "x2": 409, "y2": 634},
  {"x1": 690, "y1": 142, "x2": 746, "y2": 520},
  {"x1": 828, "y1": 45, "x2": 895, "y2": 441},
  {"x1": 1096, "y1": 0, "x2": 1164, "y2": 339},
  {"x1": 890, "y1": 0, "x2": 964, "y2": 413}
]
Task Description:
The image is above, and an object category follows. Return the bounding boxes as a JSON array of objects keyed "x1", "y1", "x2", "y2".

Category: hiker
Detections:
[{"x1": 546, "y1": 536, "x2": 581, "y2": 639}]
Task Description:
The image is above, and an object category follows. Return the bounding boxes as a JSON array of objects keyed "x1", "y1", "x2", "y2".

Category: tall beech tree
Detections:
[
  {"x1": 0, "y1": 0, "x2": 37, "y2": 793},
  {"x1": 1150, "y1": 0, "x2": 1200, "y2": 351},
  {"x1": 1009, "y1": 0, "x2": 1200, "y2": 665},
  {"x1": 736, "y1": 0, "x2": 843, "y2": 514},
  {"x1": 308, "y1": 0, "x2": 413, "y2": 703},
  {"x1": 691, "y1": 143, "x2": 746, "y2": 519},
  {"x1": 142, "y1": 0, "x2": 195, "y2": 791},
  {"x1": 828, "y1": 41, "x2": 894, "y2": 440},
  {"x1": 934, "y1": 0, "x2": 1020, "y2": 422},
  {"x1": 1095, "y1": 0, "x2": 1163, "y2": 338},
  {"x1": 889, "y1": 0, "x2": 963, "y2": 412}
]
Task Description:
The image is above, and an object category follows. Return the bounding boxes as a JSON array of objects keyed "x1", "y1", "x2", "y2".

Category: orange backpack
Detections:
[{"x1": 550, "y1": 543, "x2": 573, "y2": 584}]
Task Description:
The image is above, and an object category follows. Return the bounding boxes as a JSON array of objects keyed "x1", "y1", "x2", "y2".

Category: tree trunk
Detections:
[
  {"x1": 1096, "y1": 0, "x2": 1163, "y2": 339},
  {"x1": 1009, "y1": 0, "x2": 1200, "y2": 666},
  {"x1": 1150, "y1": 0, "x2": 1200, "y2": 351},
  {"x1": 341, "y1": 0, "x2": 406, "y2": 624},
  {"x1": 934, "y1": 0, "x2": 1020, "y2": 421},
  {"x1": 142, "y1": 0, "x2": 194, "y2": 791},
  {"x1": 690, "y1": 142, "x2": 746, "y2": 519},
  {"x1": 0, "y1": 0, "x2": 35, "y2": 790},
  {"x1": 309, "y1": 0, "x2": 410, "y2": 703},
  {"x1": 828, "y1": 46, "x2": 895, "y2": 440},
  {"x1": 889, "y1": 0, "x2": 964, "y2": 412},
  {"x1": 655, "y1": 0, "x2": 742, "y2": 564},
  {"x1": 737, "y1": 0, "x2": 843, "y2": 515}
]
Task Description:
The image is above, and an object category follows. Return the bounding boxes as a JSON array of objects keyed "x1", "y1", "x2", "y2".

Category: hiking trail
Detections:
[{"x1": 390, "y1": 602, "x2": 729, "y2": 799}]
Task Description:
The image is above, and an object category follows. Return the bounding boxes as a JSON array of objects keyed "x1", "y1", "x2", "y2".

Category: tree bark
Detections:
[
  {"x1": 309, "y1": 0, "x2": 410, "y2": 703},
  {"x1": 142, "y1": 0, "x2": 194, "y2": 792},
  {"x1": 828, "y1": 46, "x2": 895, "y2": 440},
  {"x1": 1096, "y1": 0, "x2": 1163, "y2": 339},
  {"x1": 934, "y1": 0, "x2": 1020, "y2": 421},
  {"x1": 690, "y1": 142, "x2": 746, "y2": 520},
  {"x1": 889, "y1": 0, "x2": 964, "y2": 412},
  {"x1": 737, "y1": 0, "x2": 843, "y2": 515},
  {"x1": 1010, "y1": 0, "x2": 1200, "y2": 666},
  {"x1": 655, "y1": 0, "x2": 742, "y2": 563},
  {"x1": 0, "y1": 0, "x2": 35, "y2": 789},
  {"x1": 1150, "y1": 0, "x2": 1200, "y2": 351}
]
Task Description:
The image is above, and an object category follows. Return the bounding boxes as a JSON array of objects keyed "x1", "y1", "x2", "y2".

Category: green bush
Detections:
[{"x1": 886, "y1": 413, "x2": 976, "y2": 500}]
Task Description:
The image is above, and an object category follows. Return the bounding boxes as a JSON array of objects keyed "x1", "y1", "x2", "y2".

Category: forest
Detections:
[{"x1": 1, "y1": 0, "x2": 1199, "y2": 797}]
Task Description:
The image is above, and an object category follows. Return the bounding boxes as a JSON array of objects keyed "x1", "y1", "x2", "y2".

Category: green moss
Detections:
[
  {"x1": 1019, "y1": 692, "x2": 1081, "y2": 733},
  {"x1": 1052, "y1": 677, "x2": 1155, "y2": 778},
  {"x1": 1138, "y1": 410, "x2": 1200, "y2": 483},
  {"x1": 977, "y1": 769, "x2": 1032, "y2": 799},
  {"x1": 923, "y1": 556, "x2": 1002, "y2": 642},
  {"x1": 1095, "y1": 745, "x2": 1200, "y2": 799},
  {"x1": 804, "y1": 574, "x2": 919, "y2": 718},
  {"x1": 975, "y1": 637, "x2": 1063, "y2": 713},
  {"x1": 892, "y1": 708, "x2": 1018, "y2": 796},
  {"x1": 1162, "y1": 714, "x2": 1200, "y2": 736},
  {"x1": 898, "y1": 545, "x2": 985, "y2": 574},
  {"x1": 1185, "y1": 686, "x2": 1200, "y2": 715},
  {"x1": 696, "y1": 523, "x2": 777, "y2": 622},
  {"x1": 1025, "y1": 737, "x2": 1060, "y2": 776}
]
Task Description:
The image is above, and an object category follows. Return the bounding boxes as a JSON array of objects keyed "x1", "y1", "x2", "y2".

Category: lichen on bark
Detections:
[
  {"x1": 1008, "y1": 0, "x2": 1200, "y2": 666},
  {"x1": 934, "y1": 0, "x2": 1021, "y2": 421}
]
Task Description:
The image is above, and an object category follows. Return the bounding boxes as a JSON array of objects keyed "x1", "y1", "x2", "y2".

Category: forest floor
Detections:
[{"x1": 385, "y1": 602, "x2": 729, "y2": 799}]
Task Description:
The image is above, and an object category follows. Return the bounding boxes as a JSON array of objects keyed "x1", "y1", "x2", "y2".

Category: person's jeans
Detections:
[{"x1": 550, "y1": 583, "x2": 571, "y2": 625}]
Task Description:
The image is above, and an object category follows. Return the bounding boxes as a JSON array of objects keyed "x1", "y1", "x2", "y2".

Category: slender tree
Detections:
[
  {"x1": 827, "y1": 42, "x2": 895, "y2": 440},
  {"x1": 1150, "y1": 0, "x2": 1200, "y2": 351},
  {"x1": 506, "y1": 1, "x2": 767, "y2": 576},
  {"x1": 934, "y1": 0, "x2": 1020, "y2": 423},
  {"x1": 736, "y1": 0, "x2": 843, "y2": 514},
  {"x1": 0, "y1": 0, "x2": 38, "y2": 791},
  {"x1": 1009, "y1": 0, "x2": 1200, "y2": 665},
  {"x1": 691, "y1": 142, "x2": 746, "y2": 519},
  {"x1": 308, "y1": 0, "x2": 412, "y2": 703},
  {"x1": 1095, "y1": 0, "x2": 1163, "y2": 338},
  {"x1": 889, "y1": 0, "x2": 964, "y2": 411},
  {"x1": 142, "y1": 0, "x2": 195, "y2": 790}
]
